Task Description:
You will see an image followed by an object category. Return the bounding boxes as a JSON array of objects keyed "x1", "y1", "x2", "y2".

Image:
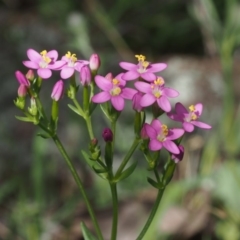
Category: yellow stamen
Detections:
[
  {"x1": 135, "y1": 54, "x2": 146, "y2": 62},
  {"x1": 111, "y1": 87, "x2": 121, "y2": 96},
  {"x1": 154, "y1": 92, "x2": 161, "y2": 98},
  {"x1": 189, "y1": 105, "x2": 195, "y2": 112},
  {"x1": 65, "y1": 51, "x2": 77, "y2": 62},
  {"x1": 142, "y1": 61, "x2": 149, "y2": 68},
  {"x1": 154, "y1": 77, "x2": 164, "y2": 86},
  {"x1": 191, "y1": 113, "x2": 197, "y2": 120},
  {"x1": 162, "y1": 124, "x2": 169, "y2": 136},
  {"x1": 40, "y1": 50, "x2": 51, "y2": 64},
  {"x1": 112, "y1": 78, "x2": 120, "y2": 85}
]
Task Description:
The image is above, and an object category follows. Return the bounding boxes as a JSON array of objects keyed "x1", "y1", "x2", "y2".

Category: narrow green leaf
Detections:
[
  {"x1": 92, "y1": 164, "x2": 108, "y2": 174},
  {"x1": 115, "y1": 161, "x2": 138, "y2": 182},
  {"x1": 37, "y1": 133, "x2": 51, "y2": 139},
  {"x1": 81, "y1": 150, "x2": 94, "y2": 168},
  {"x1": 68, "y1": 104, "x2": 82, "y2": 116},
  {"x1": 15, "y1": 116, "x2": 34, "y2": 122},
  {"x1": 80, "y1": 222, "x2": 98, "y2": 240},
  {"x1": 147, "y1": 177, "x2": 160, "y2": 189}
]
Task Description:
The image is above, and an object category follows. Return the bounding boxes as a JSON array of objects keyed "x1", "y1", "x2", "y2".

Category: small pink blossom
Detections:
[
  {"x1": 15, "y1": 70, "x2": 30, "y2": 86},
  {"x1": 60, "y1": 51, "x2": 89, "y2": 79},
  {"x1": 91, "y1": 73, "x2": 137, "y2": 111},
  {"x1": 167, "y1": 102, "x2": 212, "y2": 132},
  {"x1": 135, "y1": 77, "x2": 179, "y2": 112},
  {"x1": 144, "y1": 119, "x2": 184, "y2": 154},
  {"x1": 23, "y1": 49, "x2": 66, "y2": 79},
  {"x1": 51, "y1": 80, "x2": 64, "y2": 101},
  {"x1": 119, "y1": 54, "x2": 167, "y2": 82}
]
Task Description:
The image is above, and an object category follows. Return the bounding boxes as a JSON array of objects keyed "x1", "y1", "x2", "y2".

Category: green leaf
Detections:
[
  {"x1": 37, "y1": 133, "x2": 51, "y2": 139},
  {"x1": 15, "y1": 116, "x2": 34, "y2": 122},
  {"x1": 80, "y1": 222, "x2": 98, "y2": 240},
  {"x1": 115, "y1": 161, "x2": 138, "y2": 182},
  {"x1": 81, "y1": 150, "x2": 94, "y2": 168},
  {"x1": 100, "y1": 103, "x2": 111, "y2": 121},
  {"x1": 92, "y1": 164, "x2": 109, "y2": 180},
  {"x1": 147, "y1": 177, "x2": 162, "y2": 189},
  {"x1": 68, "y1": 104, "x2": 83, "y2": 116}
]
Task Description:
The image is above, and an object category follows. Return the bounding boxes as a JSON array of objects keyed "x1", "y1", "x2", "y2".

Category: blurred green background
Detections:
[{"x1": 1, "y1": 0, "x2": 240, "y2": 239}]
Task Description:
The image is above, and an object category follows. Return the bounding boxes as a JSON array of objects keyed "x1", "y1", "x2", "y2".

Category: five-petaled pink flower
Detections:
[
  {"x1": 144, "y1": 119, "x2": 184, "y2": 154},
  {"x1": 119, "y1": 54, "x2": 167, "y2": 82},
  {"x1": 91, "y1": 73, "x2": 137, "y2": 111},
  {"x1": 167, "y1": 102, "x2": 212, "y2": 132},
  {"x1": 134, "y1": 77, "x2": 179, "y2": 112},
  {"x1": 60, "y1": 51, "x2": 89, "y2": 79},
  {"x1": 23, "y1": 49, "x2": 65, "y2": 79}
]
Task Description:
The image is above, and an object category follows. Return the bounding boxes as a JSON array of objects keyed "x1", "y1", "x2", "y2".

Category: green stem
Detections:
[
  {"x1": 111, "y1": 120, "x2": 116, "y2": 151},
  {"x1": 136, "y1": 189, "x2": 165, "y2": 240},
  {"x1": 52, "y1": 135, "x2": 103, "y2": 240},
  {"x1": 85, "y1": 115, "x2": 94, "y2": 139},
  {"x1": 110, "y1": 183, "x2": 118, "y2": 240},
  {"x1": 115, "y1": 138, "x2": 140, "y2": 177}
]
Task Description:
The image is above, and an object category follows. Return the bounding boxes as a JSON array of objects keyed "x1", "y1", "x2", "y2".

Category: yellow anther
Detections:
[
  {"x1": 112, "y1": 78, "x2": 120, "y2": 85},
  {"x1": 154, "y1": 92, "x2": 161, "y2": 98},
  {"x1": 191, "y1": 113, "x2": 197, "y2": 120},
  {"x1": 161, "y1": 124, "x2": 169, "y2": 136},
  {"x1": 40, "y1": 50, "x2": 51, "y2": 64},
  {"x1": 135, "y1": 54, "x2": 146, "y2": 62},
  {"x1": 154, "y1": 77, "x2": 164, "y2": 86},
  {"x1": 40, "y1": 50, "x2": 47, "y2": 56},
  {"x1": 111, "y1": 87, "x2": 121, "y2": 96},
  {"x1": 189, "y1": 105, "x2": 196, "y2": 112},
  {"x1": 65, "y1": 51, "x2": 77, "y2": 62},
  {"x1": 142, "y1": 61, "x2": 149, "y2": 68}
]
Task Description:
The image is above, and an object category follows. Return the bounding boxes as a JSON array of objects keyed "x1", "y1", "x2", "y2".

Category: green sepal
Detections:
[
  {"x1": 147, "y1": 177, "x2": 165, "y2": 190},
  {"x1": 104, "y1": 142, "x2": 113, "y2": 168},
  {"x1": 15, "y1": 115, "x2": 34, "y2": 123},
  {"x1": 162, "y1": 159, "x2": 176, "y2": 186},
  {"x1": 80, "y1": 222, "x2": 97, "y2": 240},
  {"x1": 114, "y1": 161, "x2": 138, "y2": 182},
  {"x1": 37, "y1": 133, "x2": 51, "y2": 139},
  {"x1": 14, "y1": 98, "x2": 25, "y2": 110},
  {"x1": 92, "y1": 164, "x2": 109, "y2": 180},
  {"x1": 134, "y1": 112, "x2": 142, "y2": 137},
  {"x1": 51, "y1": 100, "x2": 59, "y2": 123},
  {"x1": 68, "y1": 104, "x2": 84, "y2": 117}
]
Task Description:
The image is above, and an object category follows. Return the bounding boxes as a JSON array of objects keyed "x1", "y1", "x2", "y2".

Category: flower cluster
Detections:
[{"x1": 15, "y1": 50, "x2": 211, "y2": 163}]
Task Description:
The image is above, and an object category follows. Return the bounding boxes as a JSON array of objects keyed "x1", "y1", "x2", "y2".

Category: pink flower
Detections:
[
  {"x1": 91, "y1": 73, "x2": 137, "y2": 111},
  {"x1": 119, "y1": 54, "x2": 167, "y2": 82},
  {"x1": 51, "y1": 80, "x2": 64, "y2": 101},
  {"x1": 135, "y1": 77, "x2": 179, "y2": 112},
  {"x1": 60, "y1": 51, "x2": 89, "y2": 79},
  {"x1": 15, "y1": 70, "x2": 30, "y2": 86},
  {"x1": 144, "y1": 119, "x2": 184, "y2": 154},
  {"x1": 23, "y1": 49, "x2": 65, "y2": 79},
  {"x1": 167, "y1": 102, "x2": 212, "y2": 132},
  {"x1": 171, "y1": 145, "x2": 184, "y2": 163}
]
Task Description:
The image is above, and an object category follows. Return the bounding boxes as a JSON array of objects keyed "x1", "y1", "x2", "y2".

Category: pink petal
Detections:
[
  {"x1": 122, "y1": 70, "x2": 140, "y2": 81},
  {"x1": 157, "y1": 96, "x2": 171, "y2": 112},
  {"x1": 140, "y1": 94, "x2": 156, "y2": 107},
  {"x1": 121, "y1": 88, "x2": 137, "y2": 99},
  {"x1": 151, "y1": 119, "x2": 162, "y2": 132},
  {"x1": 111, "y1": 96, "x2": 124, "y2": 111},
  {"x1": 22, "y1": 61, "x2": 39, "y2": 69},
  {"x1": 175, "y1": 102, "x2": 188, "y2": 115},
  {"x1": 27, "y1": 49, "x2": 41, "y2": 62},
  {"x1": 47, "y1": 50, "x2": 58, "y2": 61},
  {"x1": 37, "y1": 68, "x2": 52, "y2": 79},
  {"x1": 194, "y1": 103, "x2": 203, "y2": 115},
  {"x1": 145, "y1": 124, "x2": 157, "y2": 138},
  {"x1": 15, "y1": 71, "x2": 30, "y2": 86},
  {"x1": 167, "y1": 113, "x2": 183, "y2": 122},
  {"x1": 95, "y1": 75, "x2": 112, "y2": 91},
  {"x1": 167, "y1": 129, "x2": 184, "y2": 140},
  {"x1": 49, "y1": 60, "x2": 66, "y2": 69},
  {"x1": 60, "y1": 67, "x2": 75, "y2": 79},
  {"x1": 148, "y1": 63, "x2": 167, "y2": 72},
  {"x1": 141, "y1": 72, "x2": 156, "y2": 82},
  {"x1": 119, "y1": 62, "x2": 138, "y2": 71},
  {"x1": 191, "y1": 121, "x2": 212, "y2": 129},
  {"x1": 149, "y1": 139, "x2": 162, "y2": 151},
  {"x1": 134, "y1": 82, "x2": 152, "y2": 94},
  {"x1": 92, "y1": 92, "x2": 111, "y2": 103},
  {"x1": 163, "y1": 140, "x2": 179, "y2": 154},
  {"x1": 183, "y1": 122, "x2": 194, "y2": 132},
  {"x1": 163, "y1": 87, "x2": 179, "y2": 98}
]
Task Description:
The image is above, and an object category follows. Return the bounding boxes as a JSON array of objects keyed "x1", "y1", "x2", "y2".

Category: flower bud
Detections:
[
  {"x1": 80, "y1": 65, "x2": 91, "y2": 86},
  {"x1": 26, "y1": 69, "x2": 35, "y2": 81},
  {"x1": 132, "y1": 92, "x2": 143, "y2": 112},
  {"x1": 15, "y1": 70, "x2": 30, "y2": 86},
  {"x1": 171, "y1": 145, "x2": 184, "y2": 163},
  {"x1": 102, "y1": 128, "x2": 113, "y2": 142},
  {"x1": 18, "y1": 84, "x2": 28, "y2": 97},
  {"x1": 89, "y1": 53, "x2": 101, "y2": 71},
  {"x1": 141, "y1": 124, "x2": 149, "y2": 139},
  {"x1": 51, "y1": 80, "x2": 64, "y2": 101}
]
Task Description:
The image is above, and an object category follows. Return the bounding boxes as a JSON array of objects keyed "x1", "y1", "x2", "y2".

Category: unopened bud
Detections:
[
  {"x1": 26, "y1": 69, "x2": 35, "y2": 81},
  {"x1": 18, "y1": 84, "x2": 28, "y2": 97},
  {"x1": 80, "y1": 65, "x2": 91, "y2": 86},
  {"x1": 89, "y1": 53, "x2": 101, "y2": 71},
  {"x1": 15, "y1": 70, "x2": 30, "y2": 86},
  {"x1": 102, "y1": 128, "x2": 113, "y2": 142},
  {"x1": 171, "y1": 145, "x2": 184, "y2": 163},
  {"x1": 51, "y1": 80, "x2": 64, "y2": 101},
  {"x1": 132, "y1": 92, "x2": 143, "y2": 112}
]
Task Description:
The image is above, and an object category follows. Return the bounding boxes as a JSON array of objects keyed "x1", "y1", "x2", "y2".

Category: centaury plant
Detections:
[{"x1": 14, "y1": 49, "x2": 211, "y2": 240}]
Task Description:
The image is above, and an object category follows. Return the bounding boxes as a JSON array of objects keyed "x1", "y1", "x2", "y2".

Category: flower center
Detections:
[
  {"x1": 39, "y1": 50, "x2": 51, "y2": 68},
  {"x1": 135, "y1": 54, "x2": 150, "y2": 73},
  {"x1": 151, "y1": 79, "x2": 163, "y2": 98},
  {"x1": 112, "y1": 78, "x2": 120, "y2": 85},
  {"x1": 184, "y1": 105, "x2": 198, "y2": 122},
  {"x1": 154, "y1": 77, "x2": 165, "y2": 86},
  {"x1": 110, "y1": 86, "x2": 121, "y2": 96},
  {"x1": 157, "y1": 124, "x2": 168, "y2": 142},
  {"x1": 65, "y1": 51, "x2": 77, "y2": 67}
]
